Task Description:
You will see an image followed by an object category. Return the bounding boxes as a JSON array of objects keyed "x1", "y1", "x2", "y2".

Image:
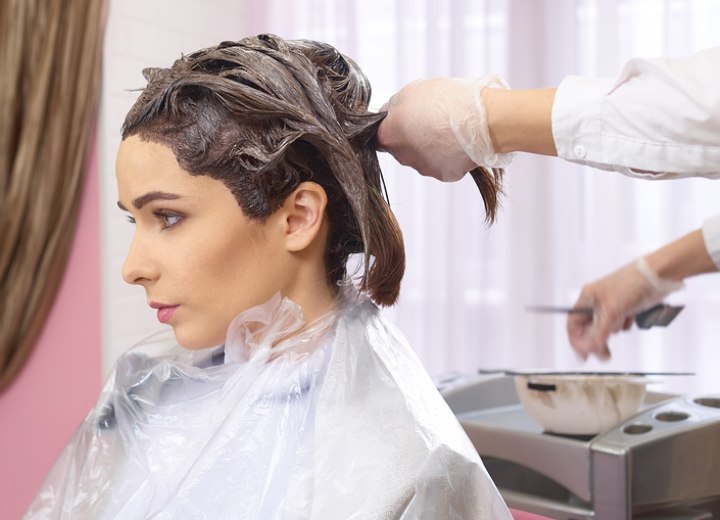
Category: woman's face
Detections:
[{"x1": 116, "y1": 135, "x2": 291, "y2": 349}]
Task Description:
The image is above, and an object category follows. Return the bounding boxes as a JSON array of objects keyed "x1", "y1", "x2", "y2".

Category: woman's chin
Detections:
[{"x1": 172, "y1": 328, "x2": 224, "y2": 350}]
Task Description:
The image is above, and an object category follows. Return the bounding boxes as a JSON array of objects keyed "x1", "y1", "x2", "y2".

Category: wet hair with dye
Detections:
[
  {"x1": 121, "y1": 34, "x2": 502, "y2": 307},
  {"x1": 122, "y1": 34, "x2": 404, "y2": 305}
]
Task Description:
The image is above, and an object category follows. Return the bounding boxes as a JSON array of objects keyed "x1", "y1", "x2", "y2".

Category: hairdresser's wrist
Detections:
[{"x1": 482, "y1": 87, "x2": 558, "y2": 156}]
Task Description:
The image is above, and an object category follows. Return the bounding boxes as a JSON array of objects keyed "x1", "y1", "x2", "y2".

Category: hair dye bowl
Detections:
[{"x1": 514, "y1": 374, "x2": 648, "y2": 435}]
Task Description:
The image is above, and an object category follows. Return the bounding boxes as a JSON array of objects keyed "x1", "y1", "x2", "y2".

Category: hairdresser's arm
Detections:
[
  {"x1": 482, "y1": 87, "x2": 557, "y2": 156},
  {"x1": 568, "y1": 216, "x2": 720, "y2": 360},
  {"x1": 378, "y1": 47, "x2": 720, "y2": 181},
  {"x1": 376, "y1": 79, "x2": 555, "y2": 181},
  {"x1": 552, "y1": 47, "x2": 720, "y2": 179}
]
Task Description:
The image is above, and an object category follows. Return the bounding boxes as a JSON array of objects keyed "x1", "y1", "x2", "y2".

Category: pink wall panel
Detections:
[{"x1": 0, "y1": 142, "x2": 101, "y2": 519}]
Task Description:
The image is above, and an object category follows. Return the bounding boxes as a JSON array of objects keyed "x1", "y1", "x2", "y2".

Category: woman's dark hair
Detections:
[{"x1": 122, "y1": 34, "x2": 405, "y2": 305}]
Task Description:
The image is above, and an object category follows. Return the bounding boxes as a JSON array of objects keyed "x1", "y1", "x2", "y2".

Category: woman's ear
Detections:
[{"x1": 282, "y1": 181, "x2": 328, "y2": 252}]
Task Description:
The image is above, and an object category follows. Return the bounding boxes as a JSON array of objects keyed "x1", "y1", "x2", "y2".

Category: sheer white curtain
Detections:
[{"x1": 242, "y1": 0, "x2": 720, "y2": 395}]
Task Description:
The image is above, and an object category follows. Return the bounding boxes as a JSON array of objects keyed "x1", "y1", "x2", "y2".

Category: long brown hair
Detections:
[{"x1": 122, "y1": 35, "x2": 405, "y2": 305}]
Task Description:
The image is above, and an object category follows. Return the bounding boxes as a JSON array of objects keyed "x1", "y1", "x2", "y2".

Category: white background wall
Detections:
[{"x1": 101, "y1": 0, "x2": 720, "y2": 397}]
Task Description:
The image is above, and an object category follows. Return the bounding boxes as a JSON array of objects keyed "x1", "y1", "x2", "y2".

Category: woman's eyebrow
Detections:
[{"x1": 116, "y1": 191, "x2": 181, "y2": 211}]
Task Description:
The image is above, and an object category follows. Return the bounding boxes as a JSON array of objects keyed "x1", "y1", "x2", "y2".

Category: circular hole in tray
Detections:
[
  {"x1": 654, "y1": 411, "x2": 689, "y2": 422},
  {"x1": 694, "y1": 397, "x2": 720, "y2": 409},
  {"x1": 623, "y1": 423, "x2": 653, "y2": 435}
]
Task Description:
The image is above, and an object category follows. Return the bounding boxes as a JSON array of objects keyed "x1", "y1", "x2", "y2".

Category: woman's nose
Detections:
[{"x1": 122, "y1": 234, "x2": 158, "y2": 285}]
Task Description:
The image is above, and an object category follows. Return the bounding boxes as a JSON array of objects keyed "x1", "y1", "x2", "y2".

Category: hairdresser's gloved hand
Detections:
[
  {"x1": 377, "y1": 76, "x2": 513, "y2": 182},
  {"x1": 567, "y1": 258, "x2": 684, "y2": 360}
]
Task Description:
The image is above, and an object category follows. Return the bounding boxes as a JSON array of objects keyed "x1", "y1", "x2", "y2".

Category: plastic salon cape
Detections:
[{"x1": 26, "y1": 289, "x2": 510, "y2": 519}]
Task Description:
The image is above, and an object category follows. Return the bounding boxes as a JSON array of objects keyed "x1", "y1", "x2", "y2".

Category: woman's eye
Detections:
[
  {"x1": 126, "y1": 215, "x2": 136, "y2": 224},
  {"x1": 156, "y1": 212, "x2": 183, "y2": 229}
]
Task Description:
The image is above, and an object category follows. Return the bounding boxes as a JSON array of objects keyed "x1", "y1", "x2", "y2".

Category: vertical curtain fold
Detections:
[{"x1": 0, "y1": 0, "x2": 107, "y2": 393}]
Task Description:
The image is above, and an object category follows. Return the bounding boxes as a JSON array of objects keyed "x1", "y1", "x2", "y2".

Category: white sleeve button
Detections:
[{"x1": 573, "y1": 144, "x2": 587, "y2": 158}]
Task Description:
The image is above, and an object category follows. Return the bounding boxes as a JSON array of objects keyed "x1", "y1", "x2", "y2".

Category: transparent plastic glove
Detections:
[
  {"x1": 377, "y1": 76, "x2": 514, "y2": 181},
  {"x1": 567, "y1": 258, "x2": 684, "y2": 360}
]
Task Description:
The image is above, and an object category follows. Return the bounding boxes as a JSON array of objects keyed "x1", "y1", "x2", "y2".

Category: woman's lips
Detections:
[{"x1": 152, "y1": 304, "x2": 179, "y2": 324}]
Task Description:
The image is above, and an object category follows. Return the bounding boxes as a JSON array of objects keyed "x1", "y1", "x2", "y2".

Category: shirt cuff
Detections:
[
  {"x1": 551, "y1": 75, "x2": 615, "y2": 165},
  {"x1": 702, "y1": 214, "x2": 720, "y2": 269}
]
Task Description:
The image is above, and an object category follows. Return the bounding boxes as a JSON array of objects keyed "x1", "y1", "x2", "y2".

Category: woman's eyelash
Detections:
[{"x1": 122, "y1": 211, "x2": 183, "y2": 228}]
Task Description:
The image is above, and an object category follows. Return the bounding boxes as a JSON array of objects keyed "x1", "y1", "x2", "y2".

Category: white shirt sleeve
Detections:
[
  {"x1": 552, "y1": 48, "x2": 720, "y2": 179},
  {"x1": 702, "y1": 214, "x2": 720, "y2": 270}
]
